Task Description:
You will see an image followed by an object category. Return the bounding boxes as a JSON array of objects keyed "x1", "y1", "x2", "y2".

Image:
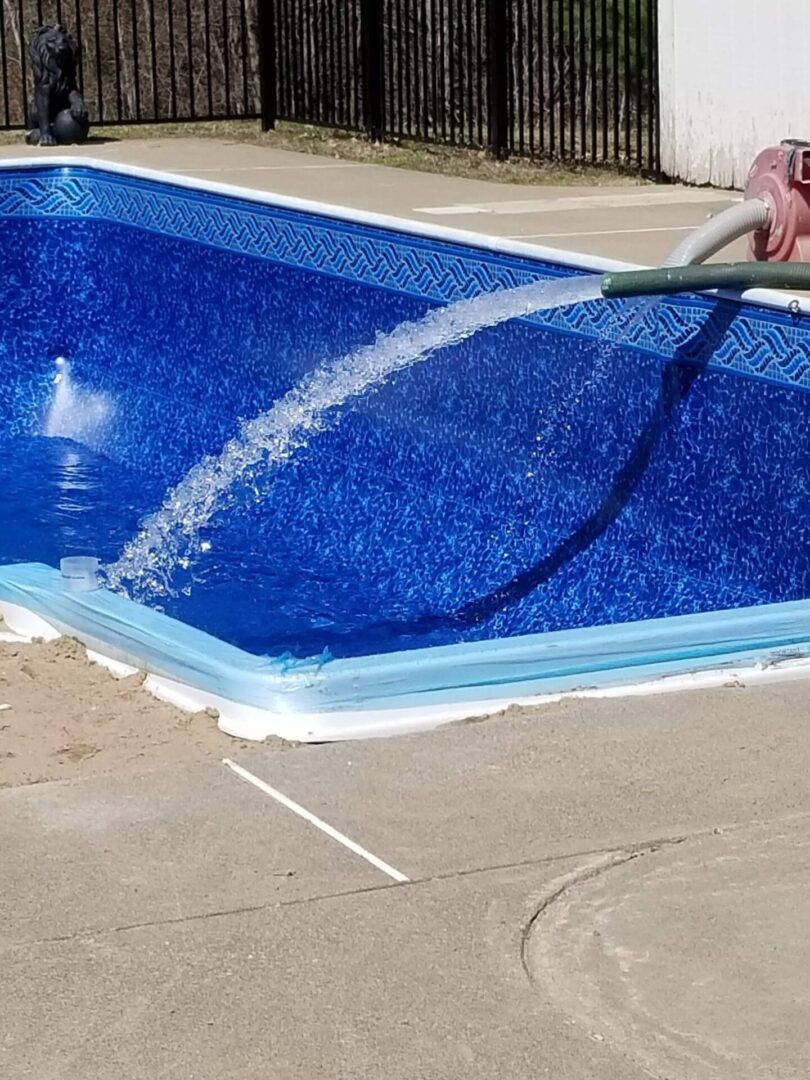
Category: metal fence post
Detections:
[
  {"x1": 486, "y1": 0, "x2": 509, "y2": 158},
  {"x1": 361, "y1": 0, "x2": 384, "y2": 141},
  {"x1": 257, "y1": 0, "x2": 277, "y2": 131}
]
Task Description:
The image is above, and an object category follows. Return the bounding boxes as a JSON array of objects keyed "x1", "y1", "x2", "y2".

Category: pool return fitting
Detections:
[{"x1": 602, "y1": 138, "x2": 810, "y2": 300}]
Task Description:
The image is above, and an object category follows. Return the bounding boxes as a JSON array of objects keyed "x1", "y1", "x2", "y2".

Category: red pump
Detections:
[{"x1": 745, "y1": 139, "x2": 810, "y2": 262}]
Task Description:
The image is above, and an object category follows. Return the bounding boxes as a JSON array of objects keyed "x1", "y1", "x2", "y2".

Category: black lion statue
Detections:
[{"x1": 25, "y1": 25, "x2": 89, "y2": 146}]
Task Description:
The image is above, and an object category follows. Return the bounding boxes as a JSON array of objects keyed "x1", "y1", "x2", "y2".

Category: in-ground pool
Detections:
[{"x1": 2, "y1": 160, "x2": 810, "y2": 740}]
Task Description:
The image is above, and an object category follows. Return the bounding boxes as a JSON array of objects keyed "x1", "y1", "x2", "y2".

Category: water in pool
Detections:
[{"x1": 2, "y1": 214, "x2": 810, "y2": 660}]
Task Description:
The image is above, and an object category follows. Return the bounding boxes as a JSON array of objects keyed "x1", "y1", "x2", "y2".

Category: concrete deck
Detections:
[
  {"x1": 0, "y1": 135, "x2": 747, "y2": 264},
  {"x1": 4, "y1": 686, "x2": 810, "y2": 1079},
  {"x1": 0, "y1": 138, "x2": 805, "y2": 1079}
]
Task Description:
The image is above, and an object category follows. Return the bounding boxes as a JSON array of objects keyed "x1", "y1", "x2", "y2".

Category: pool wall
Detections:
[{"x1": 3, "y1": 158, "x2": 810, "y2": 741}]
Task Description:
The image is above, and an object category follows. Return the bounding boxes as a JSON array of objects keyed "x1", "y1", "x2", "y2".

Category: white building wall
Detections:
[{"x1": 659, "y1": 0, "x2": 810, "y2": 188}]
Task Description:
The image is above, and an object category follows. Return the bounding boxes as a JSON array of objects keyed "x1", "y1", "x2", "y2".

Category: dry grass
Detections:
[{"x1": 0, "y1": 117, "x2": 647, "y2": 187}]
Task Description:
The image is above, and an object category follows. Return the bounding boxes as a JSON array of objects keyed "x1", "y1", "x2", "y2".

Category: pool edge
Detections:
[
  {"x1": 2, "y1": 564, "x2": 810, "y2": 742},
  {"x1": 2, "y1": 154, "x2": 810, "y2": 316}
]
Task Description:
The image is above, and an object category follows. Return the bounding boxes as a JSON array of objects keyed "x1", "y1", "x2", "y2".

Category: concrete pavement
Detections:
[
  {"x1": 0, "y1": 136, "x2": 747, "y2": 264},
  {"x1": 4, "y1": 857, "x2": 654, "y2": 1080},
  {"x1": 4, "y1": 682, "x2": 810, "y2": 1078}
]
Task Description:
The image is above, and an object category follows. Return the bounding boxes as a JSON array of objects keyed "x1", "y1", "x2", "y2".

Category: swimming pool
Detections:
[{"x1": 2, "y1": 159, "x2": 810, "y2": 740}]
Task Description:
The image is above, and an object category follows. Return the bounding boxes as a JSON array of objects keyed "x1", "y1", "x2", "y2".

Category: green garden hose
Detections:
[{"x1": 601, "y1": 261, "x2": 810, "y2": 300}]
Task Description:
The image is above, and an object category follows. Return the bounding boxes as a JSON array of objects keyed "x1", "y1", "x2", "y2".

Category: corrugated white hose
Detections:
[{"x1": 663, "y1": 197, "x2": 772, "y2": 267}]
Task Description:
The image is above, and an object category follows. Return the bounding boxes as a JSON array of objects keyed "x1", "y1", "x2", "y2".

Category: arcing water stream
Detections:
[{"x1": 106, "y1": 274, "x2": 604, "y2": 597}]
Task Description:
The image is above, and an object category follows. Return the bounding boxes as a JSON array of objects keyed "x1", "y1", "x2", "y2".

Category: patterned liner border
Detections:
[{"x1": 2, "y1": 165, "x2": 810, "y2": 392}]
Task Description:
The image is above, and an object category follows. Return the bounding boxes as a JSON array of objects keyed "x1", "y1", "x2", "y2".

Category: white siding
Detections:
[{"x1": 659, "y1": 0, "x2": 810, "y2": 188}]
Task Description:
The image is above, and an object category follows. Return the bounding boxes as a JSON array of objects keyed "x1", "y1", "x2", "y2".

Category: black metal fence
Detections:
[
  {"x1": 266, "y1": 0, "x2": 659, "y2": 172},
  {"x1": 0, "y1": 0, "x2": 659, "y2": 174}
]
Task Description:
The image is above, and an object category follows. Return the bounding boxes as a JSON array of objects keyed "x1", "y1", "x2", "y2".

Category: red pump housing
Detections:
[{"x1": 745, "y1": 139, "x2": 810, "y2": 262}]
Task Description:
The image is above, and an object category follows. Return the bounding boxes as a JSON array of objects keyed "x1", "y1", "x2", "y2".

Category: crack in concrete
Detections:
[
  {"x1": 515, "y1": 824, "x2": 797, "y2": 1080},
  {"x1": 3, "y1": 829, "x2": 696, "y2": 955},
  {"x1": 519, "y1": 835, "x2": 689, "y2": 981},
  {"x1": 5, "y1": 812, "x2": 806, "y2": 956},
  {"x1": 517, "y1": 836, "x2": 702, "y2": 1080},
  {"x1": 517, "y1": 809, "x2": 810, "y2": 982},
  {"x1": 0, "y1": 879, "x2": 396, "y2": 954}
]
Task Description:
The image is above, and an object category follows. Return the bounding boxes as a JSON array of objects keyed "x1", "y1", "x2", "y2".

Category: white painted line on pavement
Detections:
[
  {"x1": 158, "y1": 164, "x2": 367, "y2": 173},
  {"x1": 414, "y1": 190, "x2": 737, "y2": 216},
  {"x1": 222, "y1": 758, "x2": 410, "y2": 884},
  {"x1": 507, "y1": 224, "x2": 698, "y2": 239}
]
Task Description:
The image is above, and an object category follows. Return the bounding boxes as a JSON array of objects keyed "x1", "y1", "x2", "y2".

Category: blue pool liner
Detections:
[{"x1": 3, "y1": 563, "x2": 810, "y2": 724}]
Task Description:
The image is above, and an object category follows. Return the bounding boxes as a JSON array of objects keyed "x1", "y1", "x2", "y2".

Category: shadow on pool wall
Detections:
[
  {"x1": 441, "y1": 304, "x2": 741, "y2": 629},
  {"x1": 1, "y1": 161, "x2": 810, "y2": 739}
]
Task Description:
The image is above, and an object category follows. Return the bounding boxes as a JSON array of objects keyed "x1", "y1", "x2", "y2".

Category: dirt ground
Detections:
[{"x1": 0, "y1": 636, "x2": 233, "y2": 788}]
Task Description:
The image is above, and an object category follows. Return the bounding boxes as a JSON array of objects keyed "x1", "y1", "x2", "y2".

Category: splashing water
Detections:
[
  {"x1": 528, "y1": 296, "x2": 658, "y2": 474},
  {"x1": 43, "y1": 357, "x2": 114, "y2": 451},
  {"x1": 106, "y1": 274, "x2": 604, "y2": 597}
]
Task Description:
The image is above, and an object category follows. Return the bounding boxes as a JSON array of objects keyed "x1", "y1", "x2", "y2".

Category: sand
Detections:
[{"x1": 0, "y1": 635, "x2": 236, "y2": 788}]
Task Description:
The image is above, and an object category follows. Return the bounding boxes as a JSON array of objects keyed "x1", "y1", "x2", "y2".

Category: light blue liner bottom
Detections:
[{"x1": 2, "y1": 563, "x2": 810, "y2": 741}]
